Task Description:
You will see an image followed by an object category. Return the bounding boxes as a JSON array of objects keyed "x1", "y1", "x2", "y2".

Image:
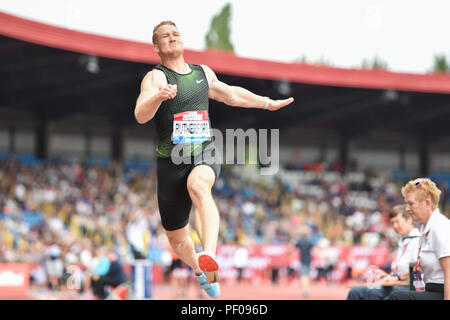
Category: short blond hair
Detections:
[
  {"x1": 152, "y1": 21, "x2": 177, "y2": 45},
  {"x1": 401, "y1": 178, "x2": 441, "y2": 209}
]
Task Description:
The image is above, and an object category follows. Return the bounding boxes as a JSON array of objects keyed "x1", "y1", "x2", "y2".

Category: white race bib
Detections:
[{"x1": 172, "y1": 111, "x2": 210, "y2": 144}]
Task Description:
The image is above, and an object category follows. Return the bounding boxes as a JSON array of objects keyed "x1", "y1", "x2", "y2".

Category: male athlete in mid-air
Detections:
[{"x1": 134, "y1": 21, "x2": 294, "y2": 298}]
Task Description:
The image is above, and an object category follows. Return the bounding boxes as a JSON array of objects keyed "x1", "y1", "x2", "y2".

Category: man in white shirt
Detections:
[
  {"x1": 45, "y1": 243, "x2": 64, "y2": 291},
  {"x1": 347, "y1": 204, "x2": 420, "y2": 300},
  {"x1": 388, "y1": 178, "x2": 450, "y2": 300},
  {"x1": 233, "y1": 244, "x2": 249, "y2": 284}
]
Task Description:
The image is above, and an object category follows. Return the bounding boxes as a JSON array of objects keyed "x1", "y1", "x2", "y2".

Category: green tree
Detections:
[
  {"x1": 315, "y1": 55, "x2": 332, "y2": 66},
  {"x1": 205, "y1": 3, "x2": 234, "y2": 52},
  {"x1": 362, "y1": 55, "x2": 388, "y2": 70},
  {"x1": 432, "y1": 53, "x2": 449, "y2": 72},
  {"x1": 293, "y1": 55, "x2": 308, "y2": 64},
  {"x1": 294, "y1": 55, "x2": 334, "y2": 66}
]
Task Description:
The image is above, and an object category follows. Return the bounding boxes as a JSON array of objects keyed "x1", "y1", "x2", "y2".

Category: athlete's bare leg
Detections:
[
  {"x1": 165, "y1": 224, "x2": 201, "y2": 274},
  {"x1": 187, "y1": 165, "x2": 219, "y2": 255},
  {"x1": 194, "y1": 208, "x2": 204, "y2": 249},
  {"x1": 165, "y1": 219, "x2": 220, "y2": 298},
  {"x1": 187, "y1": 165, "x2": 220, "y2": 283}
]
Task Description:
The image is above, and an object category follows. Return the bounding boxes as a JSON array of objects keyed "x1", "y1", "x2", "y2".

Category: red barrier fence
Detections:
[
  {"x1": 0, "y1": 263, "x2": 30, "y2": 297},
  {"x1": 148, "y1": 243, "x2": 391, "y2": 284},
  {"x1": 213, "y1": 243, "x2": 391, "y2": 283}
]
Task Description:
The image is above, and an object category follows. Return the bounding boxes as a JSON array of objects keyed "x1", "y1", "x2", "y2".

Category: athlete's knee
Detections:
[
  {"x1": 187, "y1": 177, "x2": 211, "y2": 201},
  {"x1": 166, "y1": 229, "x2": 189, "y2": 249},
  {"x1": 167, "y1": 235, "x2": 188, "y2": 250}
]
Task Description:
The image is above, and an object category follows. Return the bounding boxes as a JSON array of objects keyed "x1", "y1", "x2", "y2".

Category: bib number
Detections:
[{"x1": 172, "y1": 111, "x2": 210, "y2": 145}]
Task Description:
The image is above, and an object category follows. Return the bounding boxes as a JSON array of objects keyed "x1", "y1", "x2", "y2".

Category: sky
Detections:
[{"x1": 1, "y1": 0, "x2": 449, "y2": 74}]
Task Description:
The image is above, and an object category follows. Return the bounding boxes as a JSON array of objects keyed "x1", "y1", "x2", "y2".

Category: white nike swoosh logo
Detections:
[{"x1": 196, "y1": 79, "x2": 204, "y2": 84}]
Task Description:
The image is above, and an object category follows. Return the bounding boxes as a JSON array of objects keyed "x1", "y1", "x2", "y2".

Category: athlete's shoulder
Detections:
[
  {"x1": 199, "y1": 64, "x2": 214, "y2": 73},
  {"x1": 142, "y1": 68, "x2": 167, "y2": 86},
  {"x1": 150, "y1": 65, "x2": 166, "y2": 76},
  {"x1": 199, "y1": 65, "x2": 217, "y2": 83}
]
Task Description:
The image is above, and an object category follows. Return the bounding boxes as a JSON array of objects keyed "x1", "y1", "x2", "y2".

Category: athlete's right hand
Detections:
[{"x1": 158, "y1": 84, "x2": 177, "y2": 101}]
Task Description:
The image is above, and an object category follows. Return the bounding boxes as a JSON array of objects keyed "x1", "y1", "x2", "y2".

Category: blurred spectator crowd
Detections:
[{"x1": 0, "y1": 156, "x2": 449, "y2": 296}]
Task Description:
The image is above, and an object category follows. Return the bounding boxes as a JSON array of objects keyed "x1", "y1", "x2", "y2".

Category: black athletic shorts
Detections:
[{"x1": 157, "y1": 143, "x2": 221, "y2": 231}]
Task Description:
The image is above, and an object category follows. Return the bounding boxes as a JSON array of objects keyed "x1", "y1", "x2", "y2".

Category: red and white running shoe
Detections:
[{"x1": 198, "y1": 251, "x2": 220, "y2": 284}]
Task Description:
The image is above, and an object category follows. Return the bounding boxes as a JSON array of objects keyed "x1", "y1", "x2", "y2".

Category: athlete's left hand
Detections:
[{"x1": 267, "y1": 97, "x2": 294, "y2": 111}]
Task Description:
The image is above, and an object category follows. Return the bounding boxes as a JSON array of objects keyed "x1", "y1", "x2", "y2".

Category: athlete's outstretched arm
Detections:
[
  {"x1": 134, "y1": 69, "x2": 177, "y2": 124},
  {"x1": 201, "y1": 65, "x2": 294, "y2": 111}
]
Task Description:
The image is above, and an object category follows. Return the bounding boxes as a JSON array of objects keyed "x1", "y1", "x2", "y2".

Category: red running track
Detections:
[
  {"x1": 6, "y1": 281, "x2": 350, "y2": 300},
  {"x1": 152, "y1": 282, "x2": 349, "y2": 300}
]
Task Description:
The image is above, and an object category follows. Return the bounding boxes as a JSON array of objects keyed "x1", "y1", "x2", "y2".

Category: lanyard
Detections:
[
  {"x1": 391, "y1": 241, "x2": 410, "y2": 274},
  {"x1": 415, "y1": 230, "x2": 430, "y2": 273}
]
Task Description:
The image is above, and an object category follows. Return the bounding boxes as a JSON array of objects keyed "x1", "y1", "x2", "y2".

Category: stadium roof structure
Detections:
[{"x1": 1, "y1": 11, "x2": 450, "y2": 173}]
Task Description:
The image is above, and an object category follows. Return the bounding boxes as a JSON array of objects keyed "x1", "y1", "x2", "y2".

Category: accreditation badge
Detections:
[{"x1": 412, "y1": 266, "x2": 425, "y2": 292}]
